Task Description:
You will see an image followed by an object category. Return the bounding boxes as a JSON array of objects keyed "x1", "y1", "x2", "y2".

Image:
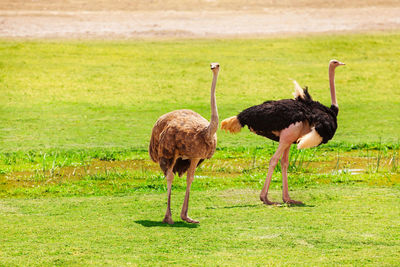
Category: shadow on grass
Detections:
[
  {"x1": 135, "y1": 220, "x2": 199, "y2": 228},
  {"x1": 206, "y1": 204, "x2": 259, "y2": 209},
  {"x1": 209, "y1": 203, "x2": 315, "y2": 209},
  {"x1": 276, "y1": 203, "x2": 315, "y2": 208},
  {"x1": 207, "y1": 203, "x2": 314, "y2": 209}
]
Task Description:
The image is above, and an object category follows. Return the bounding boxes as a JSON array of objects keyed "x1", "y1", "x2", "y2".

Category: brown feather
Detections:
[{"x1": 149, "y1": 109, "x2": 217, "y2": 175}]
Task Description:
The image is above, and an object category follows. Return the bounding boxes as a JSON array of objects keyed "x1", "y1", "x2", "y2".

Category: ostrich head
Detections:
[
  {"x1": 329, "y1": 59, "x2": 345, "y2": 68},
  {"x1": 211, "y1": 62, "x2": 220, "y2": 73}
]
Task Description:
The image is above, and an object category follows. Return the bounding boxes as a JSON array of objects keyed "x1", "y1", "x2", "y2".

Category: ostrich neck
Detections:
[
  {"x1": 329, "y1": 65, "x2": 338, "y2": 108},
  {"x1": 207, "y1": 71, "x2": 219, "y2": 137}
]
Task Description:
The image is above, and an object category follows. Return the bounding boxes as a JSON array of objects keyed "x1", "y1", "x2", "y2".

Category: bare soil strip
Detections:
[{"x1": 1, "y1": 7, "x2": 400, "y2": 38}]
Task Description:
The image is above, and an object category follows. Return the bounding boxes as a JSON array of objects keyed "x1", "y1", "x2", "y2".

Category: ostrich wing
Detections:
[
  {"x1": 309, "y1": 102, "x2": 338, "y2": 144},
  {"x1": 159, "y1": 123, "x2": 216, "y2": 160},
  {"x1": 237, "y1": 99, "x2": 311, "y2": 140},
  {"x1": 297, "y1": 128, "x2": 323, "y2": 149},
  {"x1": 151, "y1": 109, "x2": 217, "y2": 162}
]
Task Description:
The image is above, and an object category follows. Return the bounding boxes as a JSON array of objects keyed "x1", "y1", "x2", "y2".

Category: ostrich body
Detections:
[
  {"x1": 221, "y1": 60, "x2": 344, "y2": 205},
  {"x1": 149, "y1": 63, "x2": 220, "y2": 224}
]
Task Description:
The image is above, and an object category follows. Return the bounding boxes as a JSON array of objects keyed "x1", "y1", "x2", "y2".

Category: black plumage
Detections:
[
  {"x1": 295, "y1": 88, "x2": 339, "y2": 144},
  {"x1": 159, "y1": 157, "x2": 204, "y2": 177},
  {"x1": 237, "y1": 88, "x2": 338, "y2": 145},
  {"x1": 238, "y1": 99, "x2": 310, "y2": 142}
]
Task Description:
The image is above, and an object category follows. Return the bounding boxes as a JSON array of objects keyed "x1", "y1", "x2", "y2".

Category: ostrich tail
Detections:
[
  {"x1": 149, "y1": 135, "x2": 158, "y2": 162},
  {"x1": 221, "y1": 116, "x2": 242, "y2": 134}
]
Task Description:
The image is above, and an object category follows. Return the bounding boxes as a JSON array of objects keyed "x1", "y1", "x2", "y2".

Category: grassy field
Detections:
[
  {"x1": 1, "y1": 32, "x2": 400, "y2": 266},
  {"x1": 1, "y1": 33, "x2": 400, "y2": 152},
  {"x1": 0, "y1": 146, "x2": 398, "y2": 198},
  {"x1": 1, "y1": 187, "x2": 400, "y2": 266}
]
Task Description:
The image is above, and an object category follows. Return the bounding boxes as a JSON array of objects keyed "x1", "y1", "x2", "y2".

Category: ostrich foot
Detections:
[
  {"x1": 283, "y1": 198, "x2": 303, "y2": 205},
  {"x1": 163, "y1": 216, "x2": 174, "y2": 225},
  {"x1": 260, "y1": 195, "x2": 279, "y2": 205},
  {"x1": 181, "y1": 215, "x2": 199, "y2": 224}
]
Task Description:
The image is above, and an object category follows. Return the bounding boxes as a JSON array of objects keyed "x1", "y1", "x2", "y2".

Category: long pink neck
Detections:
[
  {"x1": 207, "y1": 71, "x2": 219, "y2": 136},
  {"x1": 329, "y1": 64, "x2": 338, "y2": 107}
]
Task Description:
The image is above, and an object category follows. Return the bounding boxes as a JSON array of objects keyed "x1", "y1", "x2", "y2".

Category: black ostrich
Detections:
[{"x1": 221, "y1": 60, "x2": 345, "y2": 205}]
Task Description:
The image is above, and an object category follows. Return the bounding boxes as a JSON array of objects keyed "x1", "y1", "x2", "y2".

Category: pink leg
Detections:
[
  {"x1": 163, "y1": 168, "x2": 175, "y2": 224},
  {"x1": 163, "y1": 156, "x2": 178, "y2": 224},
  {"x1": 181, "y1": 158, "x2": 200, "y2": 223},
  {"x1": 260, "y1": 143, "x2": 288, "y2": 205},
  {"x1": 260, "y1": 122, "x2": 305, "y2": 205},
  {"x1": 281, "y1": 146, "x2": 303, "y2": 205}
]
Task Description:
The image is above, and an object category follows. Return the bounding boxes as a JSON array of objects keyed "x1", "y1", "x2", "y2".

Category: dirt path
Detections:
[{"x1": 1, "y1": 4, "x2": 400, "y2": 38}]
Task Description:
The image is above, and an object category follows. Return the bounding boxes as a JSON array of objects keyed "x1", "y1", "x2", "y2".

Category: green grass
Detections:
[
  {"x1": 1, "y1": 32, "x2": 400, "y2": 152},
  {"x1": 1, "y1": 146, "x2": 399, "y2": 199},
  {"x1": 1, "y1": 33, "x2": 400, "y2": 265},
  {"x1": 1, "y1": 187, "x2": 400, "y2": 266}
]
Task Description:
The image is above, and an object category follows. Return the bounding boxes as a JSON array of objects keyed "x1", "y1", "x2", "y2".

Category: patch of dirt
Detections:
[
  {"x1": 2, "y1": 0, "x2": 400, "y2": 11},
  {"x1": 1, "y1": 1, "x2": 400, "y2": 38},
  {"x1": 1, "y1": 159, "x2": 158, "y2": 185},
  {"x1": 2, "y1": 153, "x2": 398, "y2": 184}
]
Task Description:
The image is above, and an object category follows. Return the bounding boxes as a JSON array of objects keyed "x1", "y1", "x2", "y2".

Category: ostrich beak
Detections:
[{"x1": 338, "y1": 62, "x2": 346, "y2": 66}]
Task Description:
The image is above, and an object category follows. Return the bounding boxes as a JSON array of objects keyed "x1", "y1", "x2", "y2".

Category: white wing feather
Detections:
[
  {"x1": 297, "y1": 128, "x2": 323, "y2": 149},
  {"x1": 292, "y1": 80, "x2": 305, "y2": 99}
]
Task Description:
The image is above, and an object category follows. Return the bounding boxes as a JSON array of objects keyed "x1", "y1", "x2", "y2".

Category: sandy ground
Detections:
[{"x1": 1, "y1": 1, "x2": 400, "y2": 38}]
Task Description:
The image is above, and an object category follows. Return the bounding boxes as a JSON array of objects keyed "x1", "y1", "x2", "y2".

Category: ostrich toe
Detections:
[
  {"x1": 260, "y1": 195, "x2": 279, "y2": 205},
  {"x1": 163, "y1": 216, "x2": 174, "y2": 225},
  {"x1": 181, "y1": 215, "x2": 199, "y2": 224}
]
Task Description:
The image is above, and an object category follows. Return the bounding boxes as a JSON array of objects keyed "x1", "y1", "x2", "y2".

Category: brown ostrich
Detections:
[
  {"x1": 221, "y1": 60, "x2": 345, "y2": 205},
  {"x1": 149, "y1": 63, "x2": 220, "y2": 224}
]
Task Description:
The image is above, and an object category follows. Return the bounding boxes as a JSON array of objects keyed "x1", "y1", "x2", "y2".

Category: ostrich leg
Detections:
[
  {"x1": 163, "y1": 169, "x2": 175, "y2": 224},
  {"x1": 260, "y1": 122, "x2": 305, "y2": 205},
  {"x1": 260, "y1": 143, "x2": 288, "y2": 205},
  {"x1": 163, "y1": 156, "x2": 177, "y2": 225},
  {"x1": 281, "y1": 146, "x2": 303, "y2": 205},
  {"x1": 181, "y1": 158, "x2": 201, "y2": 223}
]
